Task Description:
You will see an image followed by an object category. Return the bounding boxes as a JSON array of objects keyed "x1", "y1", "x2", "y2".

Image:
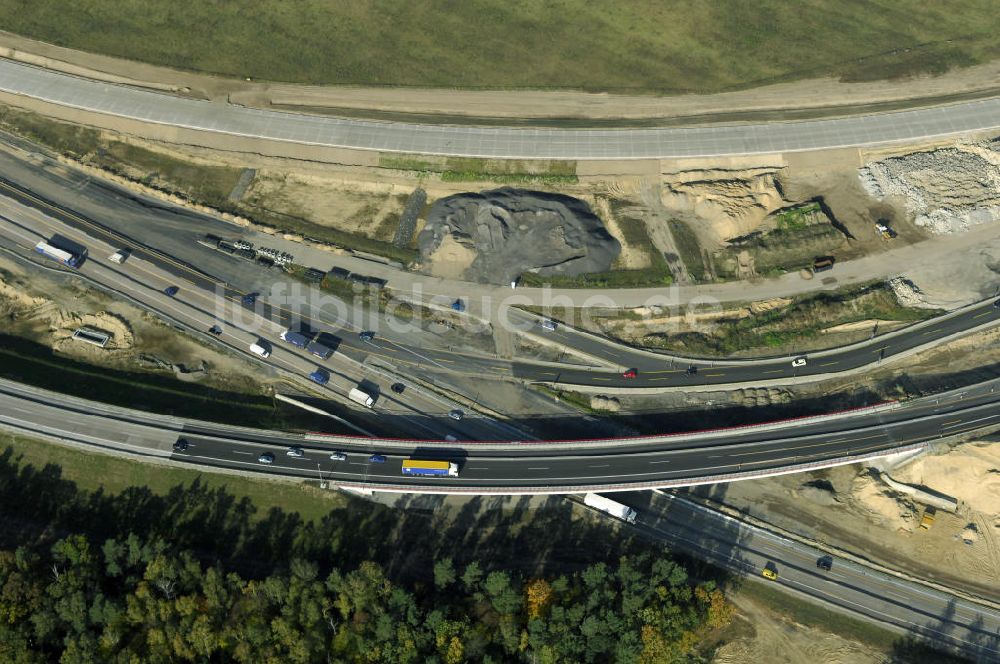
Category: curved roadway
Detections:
[
  {"x1": 1, "y1": 166, "x2": 998, "y2": 395},
  {"x1": 1, "y1": 58, "x2": 1000, "y2": 159},
  {"x1": 3, "y1": 375, "x2": 999, "y2": 494}
]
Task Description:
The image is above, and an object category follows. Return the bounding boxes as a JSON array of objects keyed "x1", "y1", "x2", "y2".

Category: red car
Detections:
[{"x1": 622, "y1": 368, "x2": 638, "y2": 379}]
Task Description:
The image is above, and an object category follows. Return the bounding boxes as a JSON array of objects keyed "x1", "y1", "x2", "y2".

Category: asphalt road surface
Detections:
[
  {"x1": 3, "y1": 372, "x2": 999, "y2": 493},
  {"x1": 2, "y1": 58, "x2": 1000, "y2": 159},
  {"x1": 0, "y1": 202, "x2": 528, "y2": 443},
  {"x1": 1, "y1": 150, "x2": 998, "y2": 396},
  {"x1": 607, "y1": 491, "x2": 1000, "y2": 662}
]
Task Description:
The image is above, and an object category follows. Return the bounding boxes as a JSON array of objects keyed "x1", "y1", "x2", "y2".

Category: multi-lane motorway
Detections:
[
  {"x1": 3, "y1": 371, "x2": 999, "y2": 493},
  {"x1": 1, "y1": 145, "x2": 999, "y2": 398},
  {"x1": 610, "y1": 491, "x2": 1000, "y2": 662},
  {"x1": 2, "y1": 57, "x2": 1000, "y2": 159}
]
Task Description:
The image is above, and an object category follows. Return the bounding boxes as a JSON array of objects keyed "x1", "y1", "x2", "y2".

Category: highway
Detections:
[
  {"x1": 2, "y1": 371, "x2": 1000, "y2": 493},
  {"x1": 1, "y1": 146, "x2": 999, "y2": 398},
  {"x1": 0, "y1": 196, "x2": 528, "y2": 443},
  {"x1": 2, "y1": 58, "x2": 1000, "y2": 159},
  {"x1": 604, "y1": 491, "x2": 1000, "y2": 662}
]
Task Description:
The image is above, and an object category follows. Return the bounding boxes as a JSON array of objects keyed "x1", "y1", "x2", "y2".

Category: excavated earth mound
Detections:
[
  {"x1": 858, "y1": 140, "x2": 1000, "y2": 234},
  {"x1": 418, "y1": 188, "x2": 620, "y2": 285}
]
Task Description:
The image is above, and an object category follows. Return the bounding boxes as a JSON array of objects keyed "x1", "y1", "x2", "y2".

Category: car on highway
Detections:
[
  {"x1": 257, "y1": 452, "x2": 274, "y2": 465},
  {"x1": 209, "y1": 324, "x2": 223, "y2": 336},
  {"x1": 249, "y1": 340, "x2": 271, "y2": 358},
  {"x1": 368, "y1": 454, "x2": 387, "y2": 464},
  {"x1": 108, "y1": 248, "x2": 130, "y2": 264},
  {"x1": 816, "y1": 556, "x2": 833, "y2": 571},
  {"x1": 390, "y1": 382, "x2": 405, "y2": 394},
  {"x1": 163, "y1": 285, "x2": 179, "y2": 297},
  {"x1": 359, "y1": 331, "x2": 375, "y2": 342},
  {"x1": 792, "y1": 357, "x2": 808, "y2": 367},
  {"x1": 448, "y1": 409, "x2": 464, "y2": 421},
  {"x1": 994, "y1": 298, "x2": 1000, "y2": 309},
  {"x1": 329, "y1": 451, "x2": 347, "y2": 462},
  {"x1": 286, "y1": 446, "x2": 304, "y2": 458},
  {"x1": 761, "y1": 563, "x2": 779, "y2": 580},
  {"x1": 622, "y1": 368, "x2": 638, "y2": 379},
  {"x1": 172, "y1": 438, "x2": 189, "y2": 452},
  {"x1": 309, "y1": 369, "x2": 330, "y2": 385},
  {"x1": 686, "y1": 365, "x2": 698, "y2": 376},
  {"x1": 539, "y1": 319, "x2": 558, "y2": 331},
  {"x1": 241, "y1": 292, "x2": 259, "y2": 306}
]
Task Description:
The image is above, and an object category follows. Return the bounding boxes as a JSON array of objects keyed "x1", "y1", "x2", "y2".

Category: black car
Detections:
[
  {"x1": 164, "y1": 286, "x2": 179, "y2": 297},
  {"x1": 209, "y1": 324, "x2": 223, "y2": 335},
  {"x1": 816, "y1": 556, "x2": 833, "y2": 571},
  {"x1": 390, "y1": 382, "x2": 405, "y2": 394},
  {"x1": 686, "y1": 365, "x2": 698, "y2": 376},
  {"x1": 994, "y1": 298, "x2": 1000, "y2": 309},
  {"x1": 359, "y1": 331, "x2": 376, "y2": 342},
  {"x1": 241, "y1": 292, "x2": 259, "y2": 306},
  {"x1": 172, "y1": 438, "x2": 189, "y2": 452}
]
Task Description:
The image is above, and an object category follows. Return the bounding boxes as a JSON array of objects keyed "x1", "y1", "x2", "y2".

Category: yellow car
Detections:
[{"x1": 761, "y1": 564, "x2": 779, "y2": 581}]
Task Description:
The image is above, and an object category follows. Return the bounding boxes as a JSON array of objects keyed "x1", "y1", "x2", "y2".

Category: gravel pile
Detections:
[
  {"x1": 418, "y1": 188, "x2": 620, "y2": 285},
  {"x1": 858, "y1": 141, "x2": 1000, "y2": 234}
]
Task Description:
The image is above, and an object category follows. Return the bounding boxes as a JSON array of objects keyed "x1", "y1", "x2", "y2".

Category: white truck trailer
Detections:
[
  {"x1": 583, "y1": 493, "x2": 637, "y2": 524},
  {"x1": 348, "y1": 387, "x2": 375, "y2": 408}
]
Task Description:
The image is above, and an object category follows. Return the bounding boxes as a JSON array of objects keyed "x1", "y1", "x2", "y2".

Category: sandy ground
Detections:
[
  {"x1": 694, "y1": 439, "x2": 1000, "y2": 599},
  {"x1": 594, "y1": 196, "x2": 651, "y2": 270},
  {"x1": 425, "y1": 233, "x2": 477, "y2": 279},
  {"x1": 4, "y1": 30, "x2": 1000, "y2": 122},
  {"x1": 242, "y1": 170, "x2": 408, "y2": 239},
  {"x1": 0, "y1": 255, "x2": 272, "y2": 393},
  {"x1": 713, "y1": 592, "x2": 890, "y2": 664}
]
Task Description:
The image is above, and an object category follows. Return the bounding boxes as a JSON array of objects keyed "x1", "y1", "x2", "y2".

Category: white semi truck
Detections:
[
  {"x1": 348, "y1": 387, "x2": 375, "y2": 408},
  {"x1": 583, "y1": 493, "x2": 637, "y2": 524}
]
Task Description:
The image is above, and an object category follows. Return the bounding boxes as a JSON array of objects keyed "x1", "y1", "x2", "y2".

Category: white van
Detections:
[{"x1": 249, "y1": 341, "x2": 271, "y2": 358}]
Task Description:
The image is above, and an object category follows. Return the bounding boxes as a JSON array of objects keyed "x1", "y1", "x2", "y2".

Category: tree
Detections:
[
  {"x1": 433, "y1": 558, "x2": 456, "y2": 590},
  {"x1": 461, "y1": 562, "x2": 483, "y2": 592},
  {"x1": 525, "y1": 578, "x2": 553, "y2": 620}
]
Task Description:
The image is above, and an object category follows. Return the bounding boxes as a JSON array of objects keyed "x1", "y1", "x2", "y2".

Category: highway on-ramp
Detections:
[
  {"x1": 2, "y1": 57, "x2": 1000, "y2": 160},
  {"x1": 1, "y1": 159, "x2": 999, "y2": 397}
]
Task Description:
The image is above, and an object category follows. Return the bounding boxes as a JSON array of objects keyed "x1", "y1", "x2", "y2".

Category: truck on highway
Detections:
[
  {"x1": 306, "y1": 341, "x2": 333, "y2": 360},
  {"x1": 280, "y1": 329, "x2": 309, "y2": 348},
  {"x1": 348, "y1": 387, "x2": 375, "y2": 408},
  {"x1": 583, "y1": 493, "x2": 637, "y2": 524},
  {"x1": 401, "y1": 459, "x2": 460, "y2": 477},
  {"x1": 35, "y1": 240, "x2": 83, "y2": 268}
]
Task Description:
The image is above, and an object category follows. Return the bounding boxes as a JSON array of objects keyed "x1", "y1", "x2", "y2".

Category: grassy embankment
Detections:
[
  {"x1": 651, "y1": 283, "x2": 939, "y2": 356},
  {"x1": 1, "y1": 2, "x2": 997, "y2": 93},
  {"x1": 0, "y1": 334, "x2": 327, "y2": 431},
  {"x1": 380, "y1": 155, "x2": 578, "y2": 185},
  {"x1": 524, "y1": 282, "x2": 940, "y2": 356},
  {"x1": 1, "y1": 433, "x2": 344, "y2": 522},
  {"x1": 0, "y1": 106, "x2": 416, "y2": 264}
]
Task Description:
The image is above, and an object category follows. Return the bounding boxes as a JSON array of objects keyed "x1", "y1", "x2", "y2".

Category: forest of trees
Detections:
[
  {"x1": 0, "y1": 448, "x2": 732, "y2": 662},
  {"x1": 0, "y1": 537, "x2": 731, "y2": 662}
]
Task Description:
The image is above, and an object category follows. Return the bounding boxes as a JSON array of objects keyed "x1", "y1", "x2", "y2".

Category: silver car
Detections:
[
  {"x1": 329, "y1": 451, "x2": 347, "y2": 462},
  {"x1": 286, "y1": 446, "x2": 304, "y2": 458},
  {"x1": 448, "y1": 409, "x2": 464, "y2": 421}
]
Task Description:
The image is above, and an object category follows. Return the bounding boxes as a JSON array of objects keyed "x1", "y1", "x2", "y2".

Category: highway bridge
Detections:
[
  {"x1": 2, "y1": 57, "x2": 1000, "y2": 159},
  {"x1": 2, "y1": 375, "x2": 998, "y2": 494}
]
